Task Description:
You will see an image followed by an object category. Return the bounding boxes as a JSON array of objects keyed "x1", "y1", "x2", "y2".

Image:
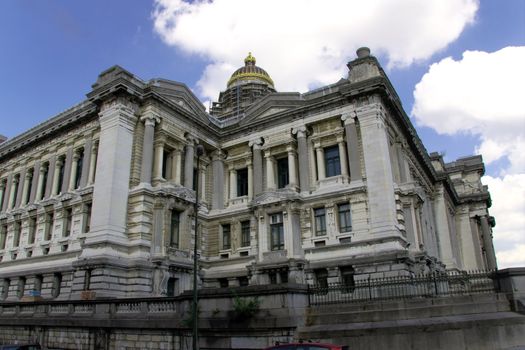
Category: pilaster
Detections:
[
  {"x1": 211, "y1": 149, "x2": 225, "y2": 210},
  {"x1": 293, "y1": 127, "x2": 310, "y2": 193}
]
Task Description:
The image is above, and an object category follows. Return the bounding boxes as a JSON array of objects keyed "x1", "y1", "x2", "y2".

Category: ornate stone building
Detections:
[{"x1": 0, "y1": 48, "x2": 497, "y2": 300}]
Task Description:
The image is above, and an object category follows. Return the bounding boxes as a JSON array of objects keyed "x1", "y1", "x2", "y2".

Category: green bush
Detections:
[{"x1": 233, "y1": 295, "x2": 260, "y2": 319}]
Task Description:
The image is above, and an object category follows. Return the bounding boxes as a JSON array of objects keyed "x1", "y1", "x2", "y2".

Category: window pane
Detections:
[
  {"x1": 314, "y1": 208, "x2": 326, "y2": 236},
  {"x1": 324, "y1": 145, "x2": 341, "y2": 177},
  {"x1": 222, "y1": 224, "x2": 231, "y2": 249},
  {"x1": 241, "y1": 220, "x2": 250, "y2": 247},
  {"x1": 338, "y1": 203, "x2": 352, "y2": 232},
  {"x1": 277, "y1": 158, "x2": 289, "y2": 188},
  {"x1": 237, "y1": 168, "x2": 248, "y2": 196},
  {"x1": 270, "y1": 213, "x2": 284, "y2": 250},
  {"x1": 170, "y1": 210, "x2": 180, "y2": 248}
]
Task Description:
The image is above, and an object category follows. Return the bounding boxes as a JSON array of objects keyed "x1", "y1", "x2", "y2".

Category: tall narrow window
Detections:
[
  {"x1": 236, "y1": 168, "x2": 248, "y2": 196},
  {"x1": 63, "y1": 208, "x2": 72, "y2": 237},
  {"x1": 270, "y1": 213, "x2": 284, "y2": 251},
  {"x1": 314, "y1": 268, "x2": 328, "y2": 288},
  {"x1": 338, "y1": 203, "x2": 352, "y2": 232},
  {"x1": 170, "y1": 210, "x2": 180, "y2": 248},
  {"x1": 1, "y1": 279, "x2": 10, "y2": 300},
  {"x1": 17, "y1": 277, "x2": 25, "y2": 299},
  {"x1": 314, "y1": 208, "x2": 327, "y2": 236},
  {"x1": 44, "y1": 213, "x2": 54, "y2": 241},
  {"x1": 34, "y1": 275, "x2": 43, "y2": 293},
  {"x1": 0, "y1": 223, "x2": 7, "y2": 249},
  {"x1": 0, "y1": 179, "x2": 6, "y2": 208},
  {"x1": 324, "y1": 145, "x2": 341, "y2": 177},
  {"x1": 84, "y1": 269, "x2": 92, "y2": 290},
  {"x1": 222, "y1": 224, "x2": 231, "y2": 250},
  {"x1": 167, "y1": 277, "x2": 178, "y2": 296},
  {"x1": 340, "y1": 266, "x2": 355, "y2": 292},
  {"x1": 84, "y1": 203, "x2": 92, "y2": 233},
  {"x1": 51, "y1": 273, "x2": 62, "y2": 298},
  {"x1": 74, "y1": 149, "x2": 84, "y2": 189},
  {"x1": 277, "y1": 158, "x2": 289, "y2": 188},
  {"x1": 13, "y1": 221, "x2": 21, "y2": 247},
  {"x1": 28, "y1": 217, "x2": 37, "y2": 244},
  {"x1": 162, "y1": 150, "x2": 169, "y2": 179},
  {"x1": 241, "y1": 220, "x2": 251, "y2": 247}
]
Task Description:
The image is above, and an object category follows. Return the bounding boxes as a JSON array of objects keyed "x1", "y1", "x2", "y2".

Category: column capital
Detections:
[
  {"x1": 341, "y1": 112, "x2": 357, "y2": 125},
  {"x1": 211, "y1": 149, "x2": 227, "y2": 161},
  {"x1": 140, "y1": 114, "x2": 160, "y2": 127},
  {"x1": 25, "y1": 171, "x2": 33, "y2": 179},
  {"x1": 185, "y1": 134, "x2": 198, "y2": 145},
  {"x1": 292, "y1": 126, "x2": 308, "y2": 138},
  {"x1": 249, "y1": 138, "x2": 264, "y2": 149}
]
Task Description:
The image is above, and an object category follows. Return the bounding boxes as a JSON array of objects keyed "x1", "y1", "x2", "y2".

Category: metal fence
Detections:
[{"x1": 308, "y1": 270, "x2": 499, "y2": 305}]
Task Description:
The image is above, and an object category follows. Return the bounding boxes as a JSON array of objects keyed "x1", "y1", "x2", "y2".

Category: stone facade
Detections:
[{"x1": 0, "y1": 48, "x2": 496, "y2": 301}]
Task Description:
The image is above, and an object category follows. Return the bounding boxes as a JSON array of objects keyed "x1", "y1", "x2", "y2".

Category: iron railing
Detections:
[{"x1": 308, "y1": 270, "x2": 499, "y2": 305}]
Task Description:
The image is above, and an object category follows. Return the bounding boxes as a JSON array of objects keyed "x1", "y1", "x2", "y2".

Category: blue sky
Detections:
[{"x1": 1, "y1": 0, "x2": 524, "y2": 267}]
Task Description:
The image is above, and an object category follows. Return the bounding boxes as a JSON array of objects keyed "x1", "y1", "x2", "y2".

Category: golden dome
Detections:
[{"x1": 227, "y1": 52, "x2": 274, "y2": 89}]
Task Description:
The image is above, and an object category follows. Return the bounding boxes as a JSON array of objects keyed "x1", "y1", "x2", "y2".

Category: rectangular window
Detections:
[
  {"x1": 84, "y1": 203, "x2": 92, "y2": 233},
  {"x1": 241, "y1": 220, "x2": 250, "y2": 247},
  {"x1": 324, "y1": 145, "x2": 341, "y2": 177},
  {"x1": 44, "y1": 213, "x2": 54, "y2": 241},
  {"x1": 222, "y1": 224, "x2": 231, "y2": 250},
  {"x1": 0, "y1": 223, "x2": 7, "y2": 249},
  {"x1": 63, "y1": 209, "x2": 72, "y2": 237},
  {"x1": 28, "y1": 217, "x2": 37, "y2": 244},
  {"x1": 270, "y1": 213, "x2": 284, "y2": 251},
  {"x1": 57, "y1": 157, "x2": 65, "y2": 194},
  {"x1": 277, "y1": 158, "x2": 289, "y2": 188},
  {"x1": 170, "y1": 210, "x2": 180, "y2": 248},
  {"x1": 236, "y1": 168, "x2": 248, "y2": 197},
  {"x1": 338, "y1": 203, "x2": 352, "y2": 232},
  {"x1": 13, "y1": 221, "x2": 21, "y2": 247},
  {"x1": 314, "y1": 207, "x2": 327, "y2": 236}
]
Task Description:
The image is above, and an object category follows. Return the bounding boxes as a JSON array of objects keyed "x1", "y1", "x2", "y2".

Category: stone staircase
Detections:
[{"x1": 299, "y1": 293, "x2": 525, "y2": 350}]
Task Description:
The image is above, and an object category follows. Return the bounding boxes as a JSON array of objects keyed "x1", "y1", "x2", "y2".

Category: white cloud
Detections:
[
  {"x1": 152, "y1": 0, "x2": 478, "y2": 101},
  {"x1": 412, "y1": 47, "x2": 525, "y2": 269},
  {"x1": 412, "y1": 47, "x2": 525, "y2": 174},
  {"x1": 484, "y1": 174, "x2": 525, "y2": 268}
]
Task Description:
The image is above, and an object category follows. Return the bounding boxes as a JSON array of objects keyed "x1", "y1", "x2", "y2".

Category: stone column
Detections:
[
  {"x1": 200, "y1": 164, "x2": 206, "y2": 201},
  {"x1": 184, "y1": 139, "x2": 195, "y2": 189},
  {"x1": 480, "y1": 216, "x2": 498, "y2": 270},
  {"x1": 250, "y1": 139, "x2": 263, "y2": 196},
  {"x1": 87, "y1": 142, "x2": 98, "y2": 185},
  {"x1": 79, "y1": 138, "x2": 93, "y2": 188},
  {"x1": 341, "y1": 113, "x2": 362, "y2": 180},
  {"x1": 170, "y1": 148, "x2": 182, "y2": 185},
  {"x1": 68, "y1": 151, "x2": 80, "y2": 191},
  {"x1": 29, "y1": 162, "x2": 40, "y2": 203},
  {"x1": 356, "y1": 104, "x2": 398, "y2": 235},
  {"x1": 211, "y1": 150, "x2": 225, "y2": 210},
  {"x1": 337, "y1": 137, "x2": 349, "y2": 177},
  {"x1": 44, "y1": 155, "x2": 56, "y2": 198},
  {"x1": 84, "y1": 96, "x2": 138, "y2": 251},
  {"x1": 287, "y1": 146, "x2": 298, "y2": 188},
  {"x1": 15, "y1": 169, "x2": 26, "y2": 208},
  {"x1": 153, "y1": 141, "x2": 165, "y2": 181},
  {"x1": 247, "y1": 161, "x2": 253, "y2": 200},
  {"x1": 35, "y1": 165, "x2": 46, "y2": 201},
  {"x1": 293, "y1": 127, "x2": 310, "y2": 193},
  {"x1": 61, "y1": 147, "x2": 73, "y2": 194},
  {"x1": 229, "y1": 166, "x2": 237, "y2": 199},
  {"x1": 8, "y1": 175, "x2": 19, "y2": 210},
  {"x1": 315, "y1": 144, "x2": 326, "y2": 180},
  {"x1": 434, "y1": 184, "x2": 457, "y2": 268},
  {"x1": 265, "y1": 151, "x2": 276, "y2": 190},
  {"x1": 21, "y1": 171, "x2": 32, "y2": 206},
  {"x1": 141, "y1": 115, "x2": 159, "y2": 183},
  {"x1": 0, "y1": 180, "x2": 5, "y2": 211},
  {"x1": 52, "y1": 158, "x2": 63, "y2": 196},
  {"x1": 2, "y1": 175, "x2": 12, "y2": 212}
]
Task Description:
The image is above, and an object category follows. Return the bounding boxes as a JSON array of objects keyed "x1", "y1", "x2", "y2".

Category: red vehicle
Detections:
[{"x1": 264, "y1": 343, "x2": 348, "y2": 350}]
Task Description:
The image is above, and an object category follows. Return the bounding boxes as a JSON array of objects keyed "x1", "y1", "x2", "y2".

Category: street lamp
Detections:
[{"x1": 193, "y1": 144, "x2": 205, "y2": 350}]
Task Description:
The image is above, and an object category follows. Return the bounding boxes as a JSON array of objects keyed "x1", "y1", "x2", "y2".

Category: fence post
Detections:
[
  {"x1": 307, "y1": 284, "x2": 311, "y2": 306},
  {"x1": 368, "y1": 276, "x2": 372, "y2": 300}
]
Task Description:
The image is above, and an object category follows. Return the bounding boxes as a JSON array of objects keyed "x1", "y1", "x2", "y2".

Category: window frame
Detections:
[
  {"x1": 276, "y1": 157, "x2": 289, "y2": 189},
  {"x1": 337, "y1": 203, "x2": 352, "y2": 233},
  {"x1": 314, "y1": 207, "x2": 327, "y2": 236},
  {"x1": 222, "y1": 223, "x2": 231, "y2": 250},
  {"x1": 270, "y1": 213, "x2": 284, "y2": 251},
  {"x1": 170, "y1": 209, "x2": 181, "y2": 248},
  {"x1": 240, "y1": 220, "x2": 251, "y2": 247},
  {"x1": 324, "y1": 145, "x2": 341, "y2": 178},
  {"x1": 236, "y1": 168, "x2": 249, "y2": 197}
]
